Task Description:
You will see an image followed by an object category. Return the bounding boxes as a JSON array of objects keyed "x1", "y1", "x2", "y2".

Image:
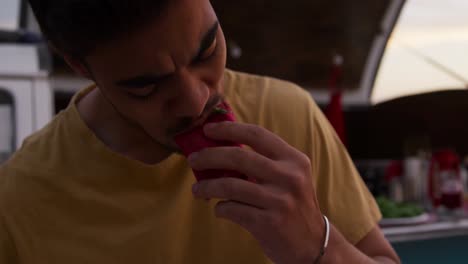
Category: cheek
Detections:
[
  {"x1": 125, "y1": 102, "x2": 173, "y2": 139},
  {"x1": 94, "y1": 80, "x2": 171, "y2": 140},
  {"x1": 129, "y1": 104, "x2": 164, "y2": 123},
  {"x1": 128, "y1": 100, "x2": 167, "y2": 126},
  {"x1": 107, "y1": 91, "x2": 169, "y2": 131}
]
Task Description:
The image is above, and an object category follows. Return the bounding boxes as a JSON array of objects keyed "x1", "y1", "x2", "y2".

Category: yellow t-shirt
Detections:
[{"x1": 0, "y1": 70, "x2": 381, "y2": 264}]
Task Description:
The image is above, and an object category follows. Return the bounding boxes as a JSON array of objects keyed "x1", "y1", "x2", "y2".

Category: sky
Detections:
[
  {"x1": 371, "y1": 0, "x2": 468, "y2": 104},
  {"x1": 397, "y1": 0, "x2": 468, "y2": 30},
  {"x1": 0, "y1": 0, "x2": 21, "y2": 31}
]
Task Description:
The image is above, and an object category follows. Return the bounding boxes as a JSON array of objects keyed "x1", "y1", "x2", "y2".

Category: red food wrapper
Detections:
[{"x1": 174, "y1": 101, "x2": 247, "y2": 181}]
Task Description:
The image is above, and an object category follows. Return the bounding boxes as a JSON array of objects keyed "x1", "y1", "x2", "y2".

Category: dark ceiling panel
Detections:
[{"x1": 212, "y1": 0, "x2": 391, "y2": 90}]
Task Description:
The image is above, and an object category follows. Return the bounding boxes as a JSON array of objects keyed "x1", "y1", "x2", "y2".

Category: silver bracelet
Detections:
[{"x1": 313, "y1": 215, "x2": 330, "y2": 264}]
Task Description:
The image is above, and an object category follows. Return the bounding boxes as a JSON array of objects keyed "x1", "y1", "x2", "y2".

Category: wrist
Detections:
[
  {"x1": 295, "y1": 215, "x2": 331, "y2": 264},
  {"x1": 311, "y1": 215, "x2": 330, "y2": 263},
  {"x1": 318, "y1": 225, "x2": 353, "y2": 264}
]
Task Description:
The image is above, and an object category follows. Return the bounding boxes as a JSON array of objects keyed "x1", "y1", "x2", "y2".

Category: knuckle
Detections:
[
  {"x1": 266, "y1": 213, "x2": 283, "y2": 228},
  {"x1": 287, "y1": 170, "x2": 307, "y2": 195},
  {"x1": 257, "y1": 188, "x2": 271, "y2": 203},
  {"x1": 222, "y1": 121, "x2": 237, "y2": 134},
  {"x1": 285, "y1": 166, "x2": 307, "y2": 194},
  {"x1": 284, "y1": 153, "x2": 312, "y2": 194},
  {"x1": 245, "y1": 124, "x2": 263, "y2": 139},
  {"x1": 232, "y1": 147, "x2": 246, "y2": 159},
  {"x1": 277, "y1": 194, "x2": 295, "y2": 213},
  {"x1": 231, "y1": 148, "x2": 248, "y2": 167},
  {"x1": 219, "y1": 180, "x2": 234, "y2": 197},
  {"x1": 269, "y1": 161, "x2": 286, "y2": 181},
  {"x1": 297, "y1": 152, "x2": 312, "y2": 172}
]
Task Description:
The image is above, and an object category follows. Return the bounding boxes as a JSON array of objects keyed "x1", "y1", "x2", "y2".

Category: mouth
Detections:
[
  {"x1": 193, "y1": 102, "x2": 223, "y2": 127},
  {"x1": 172, "y1": 97, "x2": 224, "y2": 137}
]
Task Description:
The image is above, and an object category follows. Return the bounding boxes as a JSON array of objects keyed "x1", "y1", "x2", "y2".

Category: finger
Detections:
[
  {"x1": 203, "y1": 122, "x2": 293, "y2": 160},
  {"x1": 214, "y1": 200, "x2": 266, "y2": 233},
  {"x1": 192, "y1": 177, "x2": 275, "y2": 209},
  {"x1": 189, "y1": 146, "x2": 282, "y2": 183}
]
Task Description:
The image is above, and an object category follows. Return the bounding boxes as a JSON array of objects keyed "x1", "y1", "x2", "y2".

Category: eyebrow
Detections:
[
  {"x1": 116, "y1": 73, "x2": 169, "y2": 88},
  {"x1": 116, "y1": 20, "x2": 219, "y2": 89},
  {"x1": 192, "y1": 21, "x2": 219, "y2": 62}
]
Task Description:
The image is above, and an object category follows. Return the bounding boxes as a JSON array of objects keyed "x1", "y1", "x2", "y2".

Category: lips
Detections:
[{"x1": 174, "y1": 101, "x2": 247, "y2": 181}]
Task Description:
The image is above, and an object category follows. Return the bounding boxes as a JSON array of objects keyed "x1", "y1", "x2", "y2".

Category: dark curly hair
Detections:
[{"x1": 28, "y1": 0, "x2": 170, "y2": 59}]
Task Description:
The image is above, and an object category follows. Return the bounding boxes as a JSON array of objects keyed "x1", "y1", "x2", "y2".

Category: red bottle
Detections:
[{"x1": 428, "y1": 149, "x2": 463, "y2": 210}]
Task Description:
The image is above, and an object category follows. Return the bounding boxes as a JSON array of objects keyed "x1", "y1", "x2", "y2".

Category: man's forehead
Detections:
[{"x1": 87, "y1": 0, "x2": 216, "y2": 81}]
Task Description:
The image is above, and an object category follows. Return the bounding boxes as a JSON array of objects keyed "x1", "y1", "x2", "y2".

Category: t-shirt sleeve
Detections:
[{"x1": 299, "y1": 90, "x2": 381, "y2": 245}]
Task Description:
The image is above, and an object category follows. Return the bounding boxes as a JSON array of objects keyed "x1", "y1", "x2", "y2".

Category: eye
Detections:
[
  {"x1": 198, "y1": 38, "x2": 217, "y2": 62},
  {"x1": 127, "y1": 85, "x2": 159, "y2": 99}
]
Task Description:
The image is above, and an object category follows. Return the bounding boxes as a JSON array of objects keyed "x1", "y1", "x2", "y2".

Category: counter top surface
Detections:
[{"x1": 383, "y1": 216, "x2": 468, "y2": 243}]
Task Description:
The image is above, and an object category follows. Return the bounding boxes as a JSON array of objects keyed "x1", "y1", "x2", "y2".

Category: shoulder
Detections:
[
  {"x1": 4, "y1": 110, "x2": 67, "y2": 168},
  {"x1": 0, "y1": 112, "x2": 67, "y2": 226},
  {"x1": 224, "y1": 69, "x2": 320, "y2": 121},
  {"x1": 224, "y1": 69, "x2": 321, "y2": 148},
  {"x1": 224, "y1": 69, "x2": 313, "y2": 105},
  {"x1": 0, "y1": 110, "x2": 70, "y2": 197}
]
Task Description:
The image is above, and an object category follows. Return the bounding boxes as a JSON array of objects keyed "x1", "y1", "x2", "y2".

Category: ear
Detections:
[
  {"x1": 62, "y1": 54, "x2": 93, "y2": 80},
  {"x1": 48, "y1": 42, "x2": 93, "y2": 79}
]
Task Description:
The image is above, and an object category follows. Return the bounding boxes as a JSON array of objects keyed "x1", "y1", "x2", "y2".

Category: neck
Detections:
[{"x1": 76, "y1": 87, "x2": 172, "y2": 164}]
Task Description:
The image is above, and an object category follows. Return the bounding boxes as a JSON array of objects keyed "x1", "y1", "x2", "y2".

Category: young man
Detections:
[{"x1": 0, "y1": 0, "x2": 400, "y2": 263}]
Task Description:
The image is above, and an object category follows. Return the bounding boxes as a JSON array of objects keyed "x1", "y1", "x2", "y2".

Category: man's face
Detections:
[{"x1": 84, "y1": 0, "x2": 227, "y2": 151}]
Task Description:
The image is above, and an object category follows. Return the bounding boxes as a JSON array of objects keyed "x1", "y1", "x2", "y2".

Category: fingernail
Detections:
[
  {"x1": 192, "y1": 184, "x2": 199, "y2": 194},
  {"x1": 188, "y1": 152, "x2": 199, "y2": 163}
]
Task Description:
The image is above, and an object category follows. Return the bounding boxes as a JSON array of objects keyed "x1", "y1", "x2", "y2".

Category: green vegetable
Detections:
[
  {"x1": 213, "y1": 107, "x2": 228, "y2": 115},
  {"x1": 376, "y1": 196, "x2": 425, "y2": 218}
]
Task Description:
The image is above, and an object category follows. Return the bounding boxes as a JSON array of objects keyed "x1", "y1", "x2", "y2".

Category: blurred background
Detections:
[{"x1": 1, "y1": 0, "x2": 467, "y2": 262}]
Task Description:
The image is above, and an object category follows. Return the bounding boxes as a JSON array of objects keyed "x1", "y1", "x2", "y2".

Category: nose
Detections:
[{"x1": 169, "y1": 69, "x2": 210, "y2": 118}]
